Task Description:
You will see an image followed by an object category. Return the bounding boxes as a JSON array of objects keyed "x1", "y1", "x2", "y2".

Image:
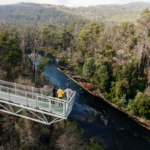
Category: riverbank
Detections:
[{"x1": 54, "y1": 61, "x2": 150, "y2": 131}]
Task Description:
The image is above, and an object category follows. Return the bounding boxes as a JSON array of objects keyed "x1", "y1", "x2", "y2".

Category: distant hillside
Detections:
[
  {"x1": 0, "y1": 2, "x2": 150, "y2": 26},
  {"x1": 0, "y1": 3, "x2": 87, "y2": 27},
  {"x1": 61, "y1": 2, "x2": 150, "y2": 22}
]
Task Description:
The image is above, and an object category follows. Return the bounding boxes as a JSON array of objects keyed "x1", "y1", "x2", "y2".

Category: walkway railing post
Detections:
[
  {"x1": 36, "y1": 94, "x2": 38, "y2": 109},
  {"x1": 15, "y1": 83, "x2": 16, "y2": 95},
  {"x1": 49, "y1": 99, "x2": 51, "y2": 112},
  {"x1": 63, "y1": 102, "x2": 66, "y2": 117},
  {"x1": 26, "y1": 92, "x2": 28, "y2": 107},
  {"x1": 32, "y1": 87, "x2": 33, "y2": 99},
  {"x1": 41, "y1": 89, "x2": 44, "y2": 101},
  {"x1": 0, "y1": 85, "x2": 1, "y2": 92},
  {"x1": 66, "y1": 102, "x2": 68, "y2": 116},
  {"x1": 8, "y1": 88, "x2": 10, "y2": 102},
  {"x1": 7, "y1": 88, "x2": 10, "y2": 101},
  {"x1": 41, "y1": 89, "x2": 43, "y2": 95}
]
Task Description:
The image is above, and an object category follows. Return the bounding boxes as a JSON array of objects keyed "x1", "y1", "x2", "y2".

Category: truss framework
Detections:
[{"x1": 0, "y1": 100, "x2": 65, "y2": 125}]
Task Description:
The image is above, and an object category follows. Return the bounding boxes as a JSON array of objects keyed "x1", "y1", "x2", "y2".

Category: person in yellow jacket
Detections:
[{"x1": 57, "y1": 87, "x2": 64, "y2": 99}]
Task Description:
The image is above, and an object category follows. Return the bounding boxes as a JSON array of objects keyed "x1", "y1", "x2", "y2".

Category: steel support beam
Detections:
[
  {"x1": 0, "y1": 100, "x2": 65, "y2": 125},
  {"x1": 0, "y1": 99, "x2": 66, "y2": 119}
]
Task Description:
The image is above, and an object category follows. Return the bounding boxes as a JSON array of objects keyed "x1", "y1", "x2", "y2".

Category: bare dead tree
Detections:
[
  {"x1": 29, "y1": 27, "x2": 39, "y2": 83},
  {"x1": 19, "y1": 26, "x2": 28, "y2": 70}
]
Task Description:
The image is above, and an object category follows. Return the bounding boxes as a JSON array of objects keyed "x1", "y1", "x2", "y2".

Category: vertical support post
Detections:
[
  {"x1": 41, "y1": 89, "x2": 43, "y2": 95},
  {"x1": 0, "y1": 85, "x2": 1, "y2": 92},
  {"x1": 26, "y1": 92, "x2": 28, "y2": 107},
  {"x1": 63, "y1": 102, "x2": 66, "y2": 117},
  {"x1": 49, "y1": 99, "x2": 51, "y2": 112},
  {"x1": 36, "y1": 94, "x2": 38, "y2": 109},
  {"x1": 41, "y1": 89, "x2": 44, "y2": 101},
  {"x1": 32, "y1": 87, "x2": 33, "y2": 99},
  {"x1": 8, "y1": 88, "x2": 10, "y2": 102},
  {"x1": 15, "y1": 83, "x2": 16, "y2": 95},
  {"x1": 66, "y1": 103, "x2": 68, "y2": 116}
]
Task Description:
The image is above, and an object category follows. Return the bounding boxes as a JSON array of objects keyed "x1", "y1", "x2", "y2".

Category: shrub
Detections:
[
  {"x1": 130, "y1": 92, "x2": 150, "y2": 119},
  {"x1": 91, "y1": 65, "x2": 109, "y2": 92},
  {"x1": 83, "y1": 57, "x2": 94, "y2": 77}
]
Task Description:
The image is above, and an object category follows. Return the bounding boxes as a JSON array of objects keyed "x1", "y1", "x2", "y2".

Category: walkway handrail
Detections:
[
  {"x1": 0, "y1": 80, "x2": 50, "y2": 95},
  {"x1": 0, "y1": 85, "x2": 71, "y2": 103}
]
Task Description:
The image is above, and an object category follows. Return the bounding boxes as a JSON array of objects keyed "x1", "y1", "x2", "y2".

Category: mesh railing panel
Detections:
[
  {"x1": 0, "y1": 80, "x2": 50, "y2": 96},
  {"x1": 67, "y1": 92, "x2": 76, "y2": 116},
  {"x1": 37, "y1": 96, "x2": 49, "y2": 111},
  {"x1": 50, "y1": 100, "x2": 64, "y2": 115}
]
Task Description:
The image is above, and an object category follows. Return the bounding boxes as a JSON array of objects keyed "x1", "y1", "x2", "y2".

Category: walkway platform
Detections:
[{"x1": 0, "y1": 80, "x2": 76, "y2": 125}]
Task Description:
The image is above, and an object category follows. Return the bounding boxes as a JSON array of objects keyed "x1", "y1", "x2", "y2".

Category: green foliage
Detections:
[
  {"x1": 37, "y1": 60, "x2": 46, "y2": 75},
  {"x1": 83, "y1": 57, "x2": 94, "y2": 77},
  {"x1": 3, "y1": 36, "x2": 21, "y2": 67},
  {"x1": 0, "y1": 29, "x2": 21, "y2": 80},
  {"x1": 130, "y1": 92, "x2": 150, "y2": 119},
  {"x1": 119, "y1": 93, "x2": 127, "y2": 104},
  {"x1": 91, "y1": 64, "x2": 110, "y2": 92},
  {"x1": 86, "y1": 142, "x2": 103, "y2": 150},
  {"x1": 75, "y1": 67, "x2": 83, "y2": 76},
  {"x1": 110, "y1": 79, "x2": 130, "y2": 99},
  {"x1": 104, "y1": 41, "x2": 112, "y2": 50},
  {"x1": 139, "y1": 8, "x2": 150, "y2": 18},
  {"x1": 68, "y1": 47, "x2": 72, "y2": 58},
  {"x1": 113, "y1": 65, "x2": 122, "y2": 81},
  {"x1": 110, "y1": 59, "x2": 141, "y2": 100},
  {"x1": 122, "y1": 59, "x2": 140, "y2": 86},
  {"x1": 103, "y1": 49, "x2": 116, "y2": 59},
  {"x1": 87, "y1": 51, "x2": 93, "y2": 58}
]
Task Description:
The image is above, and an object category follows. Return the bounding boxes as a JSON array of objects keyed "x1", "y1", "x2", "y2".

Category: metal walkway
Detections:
[{"x1": 0, "y1": 80, "x2": 76, "y2": 125}]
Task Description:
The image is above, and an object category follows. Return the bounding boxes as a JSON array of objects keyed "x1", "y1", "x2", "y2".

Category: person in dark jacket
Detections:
[
  {"x1": 50, "y1": 86, "x2": 56, "y2": 104},
  {"x1": 50, "y1": 86, "x2": 56, "y2": 97}
]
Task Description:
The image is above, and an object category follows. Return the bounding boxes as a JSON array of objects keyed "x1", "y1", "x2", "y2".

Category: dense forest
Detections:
[
  {"x1": 1, "y1": 6, "x2": 150, "y2": 120},
  {"x1": 1, "y1": 2, "x2": 150, "y2": 26}
]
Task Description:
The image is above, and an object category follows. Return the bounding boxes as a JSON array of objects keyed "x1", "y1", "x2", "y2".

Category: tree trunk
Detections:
[
  {"x1": 22, "y1": 39, "x2": 25, "y2": 70},
  {"x1": 12, "y1": 67, "x2": 14, "y2": 81},
  {"x1": 33, "y1": 45, "x2": 36, "y2": 83}
]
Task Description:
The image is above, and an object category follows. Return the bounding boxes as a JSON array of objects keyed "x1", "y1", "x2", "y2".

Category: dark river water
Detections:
[{"x1": 35, "y1": 57, "x2": 150, "y2": 150}]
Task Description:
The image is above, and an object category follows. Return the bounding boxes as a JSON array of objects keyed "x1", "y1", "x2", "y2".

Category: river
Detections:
[{"x1": 35, "y1": 57, "x2": 150, "y2": 150}]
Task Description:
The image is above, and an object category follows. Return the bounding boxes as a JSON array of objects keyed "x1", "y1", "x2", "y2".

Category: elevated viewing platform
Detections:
[{"x1": 0, "y1": 80, "x2": 76, "y2": 125}]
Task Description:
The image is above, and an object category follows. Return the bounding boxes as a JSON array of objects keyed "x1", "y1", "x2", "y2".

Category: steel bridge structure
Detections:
[{"x1": 0, "y1": 80, "x2": 76, "y2": 125}]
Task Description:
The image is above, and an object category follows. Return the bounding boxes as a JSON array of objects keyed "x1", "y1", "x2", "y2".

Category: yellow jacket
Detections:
[{"x1": 57, "y1": 89, "x2": 64, "y2": 98}]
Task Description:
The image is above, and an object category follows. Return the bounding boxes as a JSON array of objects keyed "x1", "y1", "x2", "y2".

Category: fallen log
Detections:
[
  {"x1": 64, "y1": 70, "x2": 74, "y2": 75},
  {"x1": 72, "y1": 76, "x2": 88, "y2": 81}
]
